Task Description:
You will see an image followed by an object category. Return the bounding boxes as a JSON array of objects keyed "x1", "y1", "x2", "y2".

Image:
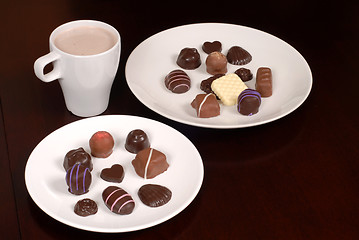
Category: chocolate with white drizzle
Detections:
[
  {"x1": 131, "y1": 148, "x2": 169, "y2": 179},
  {"x1": 191, "y1": 93, "x2": 220, "y2": 118}
]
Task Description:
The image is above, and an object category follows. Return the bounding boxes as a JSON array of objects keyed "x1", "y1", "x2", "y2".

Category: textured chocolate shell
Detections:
[
  {"x1": 226, "y1": 46, "x2": 252, "y2": 65},
  {"x1": 164, "y1": 69, "x2": 191, "y2": 94},
  {"x1": 138, "y1": 184, "x2": 172, "y2": 207},
  {"x1": 74, "y1": 198, "x2": 98, "y2": 217},
  {"x1": 66, "y1": 163, "x2": 92, "y2": 195},
  {"x1": 234, "y1": 68, "x2": 253, "y2": 82},
  {"x1": 102, "y1": 186, "x2": 135, "y2": 215}
]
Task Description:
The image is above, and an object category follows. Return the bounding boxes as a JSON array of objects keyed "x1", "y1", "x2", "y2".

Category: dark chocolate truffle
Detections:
[
  {"x1": 200, "y1": 74, "x2": 224, "y2": 95},
  {"x1": 176, "y1": 48, "x2": 201, "y2": 70},
  {"x1": 132, "y1": 148, "x2": 169, "y2": 179},
  {"x1": 202, "y1": 41, "x2": 222, "y2": 54},
  {"x1": 234, "y1": 68, "x2": 253, "y2": 82},
  {"x1": 191, "y1": 93, "x2": 220, "y2": 118},
  {"x1": 74, "y1": 198, "x2": 98, "y2": 217},
  {"x1": 227, "y1": 46, "x2": 252, "y2": 65},
  {"x1": 89, "y1": 131, "x2": 114, "y2": 158},
  {"x1": 237, "y1": 89, "x2": 261, "y2": 116},
  {"x1": 255, "y1": 67, "x2": 272, "y2": 97},
  {"x1": 164, "y1": 69, "x2": 191, "y2": 94},
  {"x1": 66, "y1": 163, "x2": 92, "y2": 195},
  {"x1": 125, "y1": 129, "x2": 150, "y2": 154},
  {"x1": 100, "y1": 164, "x2": 125, "y2": 183},
  {"x1": 102, "y1": 186, "x2": 135, "y2": 215},
  {"x1": 205, "y1": 52, "x2": 228, "y2": 75},
  {"x1": 63, "y1": 147, "x2": 92, "y2": 172},
  {"x1": 138, "y1": 184, "x2": 172, "y2": 207}
]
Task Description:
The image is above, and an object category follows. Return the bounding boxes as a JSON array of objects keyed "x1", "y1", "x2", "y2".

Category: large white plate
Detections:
[
  {"x1": 25, "y1": 115, "x2": 204, "y2": 232},
  {"x1": 125, "y1": 23, "x2": 312, "y2": 128}
]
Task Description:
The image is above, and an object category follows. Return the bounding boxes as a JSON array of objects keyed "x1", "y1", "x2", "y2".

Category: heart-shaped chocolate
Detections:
[
  {"x1": 202, "y1": 41, "x2": 222, "y2": 54},
  {"x1": 100, "y1": 164, "x2": 124, "y2": 183}
]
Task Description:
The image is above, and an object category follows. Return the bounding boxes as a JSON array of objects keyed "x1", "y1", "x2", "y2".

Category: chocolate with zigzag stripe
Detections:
[
  {"x1": 164, "y1": 69, "x2": 191, "y2": 93},
  {"x1": 102, "y1": 186, "x2": 135, "y2": 215},
  {"x1": 65, "y1": 163, "x2": 92, "y2": 195}
]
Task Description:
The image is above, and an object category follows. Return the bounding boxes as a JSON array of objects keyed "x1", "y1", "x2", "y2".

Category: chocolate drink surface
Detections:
[{"x1": 54, "y1": 26, "x2": 117, "y2": 56}]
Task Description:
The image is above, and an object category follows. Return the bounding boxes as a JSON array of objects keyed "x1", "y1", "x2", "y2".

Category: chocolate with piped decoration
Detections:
[
  {"x1": 125, "y1": 129, "x2": 150, "y2": 154},
  {"x1": 200, "y1": 74, "x2": 224, "y2": 95},
  {"x1": 138, "y1": 184, "x2": 172, "y2": 207},
  {"x1": 131, "y1": 148, "x2": 169, "y2": 179},
  {"x1": 176, "y1": 48, "x2": 201, "y2": 69},
  {"x1": 102, "y1": 186, "x2": 135, "y2": 215},
  {"x1": 226, "y1": 46, "x2": 252, "y2": 65},
  {"x1": 164, "y1": 69, "x2": 191, "y2": 94},
  {"x1": 205, "y1": 51, "x2": 228, "y2": 75},
  {"x1": 66, "y1": 163, "x2": 92, "y2": 195},
  {"x1": 74, "y1": 198, "x2": 98, "y2": 216},
  {"x1": 89, "y1": 131, "x2": 114, "y2": 158},
  {"x1": 255, "y1": 67, "x2": 272, "y2": 97},
  {"x1": 191, "y1": 93, "x2": 220, "y2": 118},
  {"x1": 100, "y1": 164, "x2": 125, "y2": 183},
  {"x1": 63, "y1": 147, "x2": 92, "y2": 172},
  {"x1": 234, "y1": 68, "x2": 253, "y2": 82},
  {"x1": 237, "y1": 89, "x2": 261, "y2": 116},
  {"x1": 202, "y1": 41, "x2": 222, "y2": 54}
]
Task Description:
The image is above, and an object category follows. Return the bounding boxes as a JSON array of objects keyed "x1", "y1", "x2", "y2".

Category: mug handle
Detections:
[{"x1": 34, "y1": 52, "x2": 61, "y2": 82}]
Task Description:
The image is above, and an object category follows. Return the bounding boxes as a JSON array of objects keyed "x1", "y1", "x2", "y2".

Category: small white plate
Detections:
[
  {"x1": 25, "y1": 115, "x2": 204, "y2": 232},
  {"x1": 125, "y1": 23, "x2": 312, "y2": 128}
]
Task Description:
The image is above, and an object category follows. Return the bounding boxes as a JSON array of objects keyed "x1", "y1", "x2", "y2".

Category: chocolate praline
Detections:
[
  {"x1": 63, "y1": 147, "x2": 92, "y2": 172},
  {"x1": 176, "y1": 48, "x2": 201, "y2": 70},
  {"x1": 132, "y1": 148, "x2": 169, "y2": 179},
  {"x1": 227, "y1": 46, "x2": 252, "y2": 65},
  {"x1": 125, "y1": 129, "x2": 150, "y2": 154},
  {"x1": 66, "y1": 163, "x2": 92, "y2": 195},
  {"x1": 89, "y1": 131, "x2": 114, "y2": 158},
  {"x1": 237, "y1": 89, "x2": 261, "y2": 116},
  {"x1": 205, "y1": 51, "x2": 228, "y2": 75},
  {"x1": 74, "y1": 198, "x2": 98, "y2": 217},
  {"x1": 102, "y1": 186, "x2": 135, "y2": 215},
  {"x1": 138, "y1": 184, "x2": 172, "y2": 207}
]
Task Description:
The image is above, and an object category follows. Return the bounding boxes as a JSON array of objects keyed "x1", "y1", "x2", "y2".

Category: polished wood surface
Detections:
[{"x1": 1, "y1": 1, "x2": 359, "y2": 239}]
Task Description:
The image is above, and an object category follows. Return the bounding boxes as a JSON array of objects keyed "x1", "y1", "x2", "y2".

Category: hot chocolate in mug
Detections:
[{"x1": 34, "y1": 20, "x2": 120, "y2": 117}]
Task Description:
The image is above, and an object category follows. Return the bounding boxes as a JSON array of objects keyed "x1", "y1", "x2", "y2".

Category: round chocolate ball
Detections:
[
  {"x1": 205, "y1": 51, "x2": 227, "y2": 75},
  {"x1": 125, "y1": 129, "x2": 150, "y2": 154},
  {"x1": 89, "y1": 131, "x2": 114, "y2": 158}
]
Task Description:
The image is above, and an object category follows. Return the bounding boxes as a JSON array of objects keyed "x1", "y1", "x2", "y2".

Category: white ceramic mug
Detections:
[{"x1": 34, "y1": 20, "x2": 120, "y2": 117}]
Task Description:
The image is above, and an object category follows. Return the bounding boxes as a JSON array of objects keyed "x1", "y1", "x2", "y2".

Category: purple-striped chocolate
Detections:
[
  {"x1": 164, "y1": 69, "x2": 191, "y2": 94},
  {"x1": 237, "y1": 89, "x2": 261, "y2": 116},
  {"x1": 65, "y1": 163, "x2": 92, "y2": 195},
  {"x1": 102, "y1": 186, "x2": 135, "y2": 215}
]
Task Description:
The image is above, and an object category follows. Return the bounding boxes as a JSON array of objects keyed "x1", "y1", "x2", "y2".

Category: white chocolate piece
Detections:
[{"x1": 211, "y1": 73, "x2": 248, "y2": 106}]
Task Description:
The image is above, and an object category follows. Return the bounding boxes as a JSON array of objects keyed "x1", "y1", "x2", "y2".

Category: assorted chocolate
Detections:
[
  {"x1": 167, "y1": 40, "x2": 273, "y2": 118},
  {"x1": 100, "y1": 164, "x2": 125, "y2": 183},
  {"x1": 164, "y1": 69, "x2": 191, "y2": 94},
  {"x1": 62, "y1": 128, "x2": 173, "y2": 217},
  {"x1": 102, "y1": 186, "x2": 135, "y2": 215},
  {"x1": 132, "y1": 148, "x2": 169, "y2": 179},
  {"x1": 63, "y1": 147, "x2": 92, "y2": 172},
  {"x1": 176, "y1": 47, "x2": 201, "y2": 69},
  {"x1": 205, "y1": 52, "x2": 228, "y2": 75},
  {"x1": 65, "y1": 163, "x2": 92, "y2": 195},
  {"x1": 191, "y1": 93, "x2": 220, "y2": 118},
  {"x1": 237, "y1": 89, "x2": 262, "y2": 116},
  {"x1": 125, "y1": 129, "x2": 150, "y2": 154},
  {"x1": 138, "y1": 184, "x2": 172, "y2": 207},
  {"x1": 202, "y1": 41, "x2": 222, "y2": 54},
  {"x1": 74, "y1": 198, "x2": 98, "y2": 217},
  {"x1": 256, "y1": 67, "x2": 272, "y2": 97},
  {"x1": 226, "y1": 46, "x2": 252, "y2": 65},
  {"x1": 89, "y1": 131, "x2": 114, "y2": 158}
]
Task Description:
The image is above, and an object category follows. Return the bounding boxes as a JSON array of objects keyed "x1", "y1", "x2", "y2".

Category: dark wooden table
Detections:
[{"x1": 1, "y1": 1, "x2": 359, "y2": 239}]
